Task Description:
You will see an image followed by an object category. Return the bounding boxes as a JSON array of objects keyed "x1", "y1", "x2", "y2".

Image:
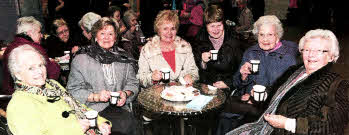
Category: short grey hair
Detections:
[
  {"x1": 16, "y1": 16, "x2": 42, "y2": 34},
  {"x1": 8, "y1": 45, "x2": 46, "y2": 80},
  {"x1": 123, "y1": 10, "x2": 137, "y2": 26},
  {"x1": 299, "y1": 29, "x2": 339, "y2": 62},
  {"x1": 252, "y1": 15, "x2": 284, "y2": 39},
  {"x1": 78, "y1": 12, "x2": 102, "y2": 32}
]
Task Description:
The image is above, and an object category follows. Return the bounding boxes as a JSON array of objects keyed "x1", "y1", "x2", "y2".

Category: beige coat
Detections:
[{"x1": 137, "y1": 35, "x2": 199, "y2": 88}]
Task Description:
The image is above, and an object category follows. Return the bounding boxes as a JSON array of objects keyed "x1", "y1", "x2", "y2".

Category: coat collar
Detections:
[{"x1": 142, "y1": 35, "x2": 192, "y2": 58}]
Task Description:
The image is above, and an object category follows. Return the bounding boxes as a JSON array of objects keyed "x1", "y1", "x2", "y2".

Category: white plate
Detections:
[{"x1": 160, "y1": 86, "x2": 200, "y2": 101}]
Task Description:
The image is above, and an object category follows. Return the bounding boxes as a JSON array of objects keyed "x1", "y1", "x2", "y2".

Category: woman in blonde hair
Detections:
[{"x1": 137, "y1": 10, "x2": 199, "y2": 88}]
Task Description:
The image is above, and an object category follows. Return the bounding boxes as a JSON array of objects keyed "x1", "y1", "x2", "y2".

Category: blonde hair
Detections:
[
  {"x1": 299, "y1": 29, "x2": 339, "y2": 62},
  {"x1": 252, "y1": 15, "x2": 284, "y2": 39},
  {"x1": 154, "y1": 10, "x2": 179, "y2": 33}
]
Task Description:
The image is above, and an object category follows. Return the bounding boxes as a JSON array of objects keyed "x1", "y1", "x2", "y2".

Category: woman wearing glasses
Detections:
[
  {"x1": 233, "y1": 15, "x2": 300, "y2": 102},
  {"x1": 217, "y1": 15, "x2": 300, "y2": 135},
  {"x1": 228, "y1": 29, "x2": 349, "y2": 135}
]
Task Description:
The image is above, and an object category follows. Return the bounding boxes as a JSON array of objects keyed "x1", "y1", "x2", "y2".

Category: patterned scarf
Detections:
[
  {"x1": 15, "y1": 80, "x2": 102, "y2": 135},
  {"x1": 226, "y1": 66, "x2": 308, "y2": 135}
]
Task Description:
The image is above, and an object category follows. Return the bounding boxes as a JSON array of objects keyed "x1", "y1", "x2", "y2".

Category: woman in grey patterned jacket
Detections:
[{"x1": 67, "y1": 17, "x2": 141, "y2": 135}]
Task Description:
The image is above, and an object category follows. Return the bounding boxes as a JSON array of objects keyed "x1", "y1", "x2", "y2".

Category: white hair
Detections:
[
  {"x1": 252, "y1": 15, "x2": 284, "y2": 39},
  {"x1": 299, "y1": 29, "x2": 339, "y2": 62},
  {"x1": 16, "y1": 16, "x2": 42, "y2": 34},
  {"x1": 78, "y1": 12, "x2": 102, "y2": 32},
  {"x1": 8, "y1": 45, "x2": 46, "y2": 80}
]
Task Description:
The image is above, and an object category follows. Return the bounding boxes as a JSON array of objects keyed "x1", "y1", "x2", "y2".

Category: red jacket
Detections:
[{"x1": 1, "y1": 35, "x2": 60, "y2": 95}]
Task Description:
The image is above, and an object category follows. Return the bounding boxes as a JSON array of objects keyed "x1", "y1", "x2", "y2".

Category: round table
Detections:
[{"x1": 138, "y1": 83, "x2": 226, "y2": 135}]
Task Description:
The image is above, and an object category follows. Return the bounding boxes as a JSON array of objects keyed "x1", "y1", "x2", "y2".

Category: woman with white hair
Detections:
[
  {"x1": 78, "y1": 12, "x2": 102, "y2": 41},
  {"x1": 1, "y1": 16, "x2": 60, "y2": 105},
  {"x1": 227, "y1": 29, "x2": 349, "y2": 135},
  {"x1": 6, "y1": 45, "x2": 111, "y2": 135}
]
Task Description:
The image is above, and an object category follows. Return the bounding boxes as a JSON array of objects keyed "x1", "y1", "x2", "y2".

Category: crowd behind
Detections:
[{"x1": 0, "y1": 0, "x2": 349, "y2": 135}]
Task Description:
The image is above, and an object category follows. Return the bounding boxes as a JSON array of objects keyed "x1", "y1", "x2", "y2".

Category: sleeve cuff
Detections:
[{"x1": 285, "y1": 118, "x2": 296, "y2": 133}]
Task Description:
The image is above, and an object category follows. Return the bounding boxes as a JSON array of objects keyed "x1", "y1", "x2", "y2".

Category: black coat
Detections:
[{"x1": 192, "y1": 27, "x2": 244, "y2": 89}]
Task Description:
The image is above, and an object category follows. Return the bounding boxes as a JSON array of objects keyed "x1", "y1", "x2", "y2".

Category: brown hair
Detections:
[
  {"x1": 204, "y1": 4, "x2": 224, "y2": 25},
  {"x1": 91, "y1": 17, "x2": 119, "y2": 43},
  {"x1": 154, "y1": 10, "x2": 179, "y2": 33}
]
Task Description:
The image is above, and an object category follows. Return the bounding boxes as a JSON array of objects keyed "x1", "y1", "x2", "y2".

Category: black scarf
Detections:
[{"x1": 77, "y1": 43, "x2": 137, "y2": 65}]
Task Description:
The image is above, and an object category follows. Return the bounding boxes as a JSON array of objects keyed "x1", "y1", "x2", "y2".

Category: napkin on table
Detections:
[{"x1": 186, "y1": 95, "x2": 214, "y2": 111}]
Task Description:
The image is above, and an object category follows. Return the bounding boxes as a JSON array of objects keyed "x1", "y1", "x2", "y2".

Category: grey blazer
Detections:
[{"x1": 67, "y1": 53, "x2": 139, "y2": 112}]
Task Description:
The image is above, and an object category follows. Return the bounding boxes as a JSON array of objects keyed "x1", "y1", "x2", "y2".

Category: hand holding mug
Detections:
[
  {"x1": 151, "y1": 70, "x2": 162, "y2": 81},
  {"x1": 116, "y1": 91, "x2": 127, "y2": 107},
  {"x1": 202, "y1": 52, "x2": 211, "y2": 63},
  {"x1": 98, "y1": 90, "x2": 111, "y2": 102},
  {"x1": 98, "y1": 122, "x2": 111, "y2": 135},
  {"x1": 78, "y1": 119, "x2": 90, "y2": 132},
  {"x1": 240, "y1": 62, "x2": 252, "y2": 80}
]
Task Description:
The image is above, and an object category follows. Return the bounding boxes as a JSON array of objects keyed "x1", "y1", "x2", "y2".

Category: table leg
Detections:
[{"x1": 180, "y1": 118, "x2": 185, "y2": 135}]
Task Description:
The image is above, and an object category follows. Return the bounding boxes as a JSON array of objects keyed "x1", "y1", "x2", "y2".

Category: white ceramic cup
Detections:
[
  {"x1": 160, "y1": 68, "x2": 171, "y2": 81},
  {"x1": 140, "y1": 36, "x2": 146, "y2": 43},
  {"x1": 253, "y1": 85, "x2": 267, "y2": 101},
  {"x1": 110, "y1": 92, "x2": 120, "y2": 104},
  {"x1": 250, "y1": 60, "x2": 260, "y2": 73},
  {"x1": 85, "y1": 110, "x2": 98, "y2": 127},
  {"x1": 210, "y1": 50, "x2": 219, "y2": 61}
]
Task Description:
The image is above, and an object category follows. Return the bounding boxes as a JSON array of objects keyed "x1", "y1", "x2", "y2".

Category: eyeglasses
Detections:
[
  {"x1": 258, "y1": 33, "x2": 276, "y2": 39},
  {"x1": 57, "y1": 29, "x2": 69, "y2": 36},
  {"x1": 301, "y1": 49, "x2": 329, "y2": 55}
]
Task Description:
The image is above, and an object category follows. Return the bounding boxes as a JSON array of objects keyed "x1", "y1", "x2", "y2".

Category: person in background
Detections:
[
  {"x1": 193, "y1": 4, "x2": 243, "y2": 94},
  {"x1": 1, "y1": 16, "x2": 61, "y2": 108},
  {"x1": 234, "y1": 0, "x2": 253, "y2": 41},
  {"x1": 228, "y1": 29, "x2": 349, "y2": 135},
  {"x1": 6, "y1": 45, "x2": 111, "y2": 135},
  {"x1": 137, "y1": 10, "x2": 199, "y2": 88},
  {"x1": 122, "y1": 9, "x2": 144, "y2": 44},
  {"x1": 67, "y1": 17, "x2": 141, "y2": 135},
  {"x1": 78, "y1": 12, "x2": 102, "y2": 46},
  {"x1": 44, "y1": 18, "x2": 79, "y2": 58},
  {"x1": 107, "y1": 6, "x2": 127, "y2": 34}
]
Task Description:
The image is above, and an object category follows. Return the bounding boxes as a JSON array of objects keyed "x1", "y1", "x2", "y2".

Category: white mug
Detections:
[
  {"x1": 253, "y1": 85, "x2": 267, "y2": 101},
  {"x1": 85, "y1": 110, "x2": 98, "y2": 127},
  {"x1": 160, "y1": 68, "x2": 171, "y2": 82},
  {"x1": 250, "y1": 60, "x2": 260, "y2": 74},
  {"x1": 210, "y1": 50, "x2": 219, "y2": 61},
  {"x1": 110, "y1": 92, "x2": 120, "y2": 104}
]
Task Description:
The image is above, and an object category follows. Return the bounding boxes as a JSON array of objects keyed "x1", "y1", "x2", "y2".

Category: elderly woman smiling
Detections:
[
  {"x1": 228, "y1": 29, "x2": 349, "y2": 135},
  {"x1": 6, "y1": 45, "x2": 111, "y2": 135},
  {"x1": 137, "y1": 10, "x2": 199, "y2": 88},
  {"x1": 67, "y1": 17, "x2": 141, "y2": 135}
]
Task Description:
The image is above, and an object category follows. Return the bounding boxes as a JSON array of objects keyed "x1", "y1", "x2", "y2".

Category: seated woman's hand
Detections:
[
  {"x1": 240, "y1": 62, "x2": 252, "y2": 81},
  {"x1": 264, "y1": 114, "x2": 287, "y2": 129},
  {"x1": 213, "y1": 81, "x2": 228, "y2": 89},
  {"x1": 202, "y1": 52, "x2": 211, "y2": 63},
  {"x1": 152, "y1": 70, "x2": 162, "y2": 81},
  {"x1": 117, "y1": 91, "x2": 127, "y2": 107},
  {"x1": 184, "y1": 74, "x2": 193, "y2": 85},
  {"x1": 78, "y1": 119, "x2": 90, "y2": 133},
  {"x1": 241, "y1": 93, "x2": 253, "y2": 104},
  {"x1": 95, "y1": 90, "x2": 111, "y2": 102},
  {"x1": 98, "y1": 122, "x2": 111, "y2": 135}
]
